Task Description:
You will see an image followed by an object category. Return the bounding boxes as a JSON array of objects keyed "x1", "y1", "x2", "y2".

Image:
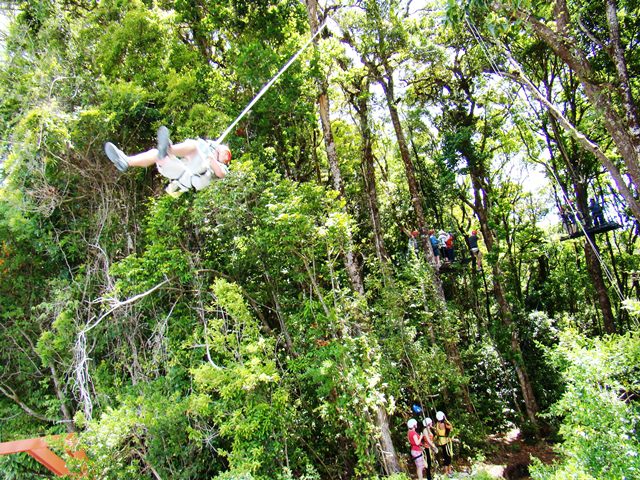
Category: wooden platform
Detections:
[
  {"x1": 437, "y1": 257, "x2": 471, "y2": 272},
  {"x1": 560, "y1": 221, "x2": 621, "y2": 241}
]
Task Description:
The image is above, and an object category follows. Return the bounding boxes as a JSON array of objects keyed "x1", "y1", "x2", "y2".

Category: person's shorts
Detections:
[
  {"x1": 432, "y1": 247, "x2": 440, "y2": 256},
  {"x1": 411, "y1": 450, "x2": 424, "y2": 469}
]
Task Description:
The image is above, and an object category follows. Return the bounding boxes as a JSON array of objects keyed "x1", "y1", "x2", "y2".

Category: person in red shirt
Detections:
[{"x1": 407, "y1": 418, "x2": 425, "y2": 479}]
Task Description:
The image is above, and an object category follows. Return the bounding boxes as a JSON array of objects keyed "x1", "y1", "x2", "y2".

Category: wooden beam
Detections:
[
  {"x1": 0, "y1": 435, "x2": 85, "y2": 477},
  {"x1": 28, "y1": 446, "x2": 70, "y2": 476}
]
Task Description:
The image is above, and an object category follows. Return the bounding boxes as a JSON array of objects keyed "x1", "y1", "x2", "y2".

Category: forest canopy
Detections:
[{"x1": 0, "y1": 0, "x2": 638, "y2": 478}]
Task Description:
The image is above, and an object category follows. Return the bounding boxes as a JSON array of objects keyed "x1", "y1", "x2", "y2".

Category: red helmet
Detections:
[{"x1": 217, "y1": 145, "x2": 232, "y2": 163}]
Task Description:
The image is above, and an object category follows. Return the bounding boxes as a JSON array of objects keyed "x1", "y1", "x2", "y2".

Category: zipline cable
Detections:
[
  {"x1": 463, "y1": 15, "x2": 626, "y2": 304},
  {"x1": 215, "y1": 20, "x2": 328, "y2": 145}
]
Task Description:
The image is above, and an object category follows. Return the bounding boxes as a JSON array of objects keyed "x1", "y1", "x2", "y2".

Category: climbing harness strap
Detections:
[
  {"x1": 411, "y1": 450, "x2": 423, "y2": 460},
  {"x1": 160, "y1": 139, "x2": 227, "y2": 194}
]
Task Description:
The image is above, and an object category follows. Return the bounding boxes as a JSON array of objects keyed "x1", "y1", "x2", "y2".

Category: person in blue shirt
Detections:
[
  {"x1": 468, "y1": 230, "x2": 483, "y2": 271},
  {"x1": 429, "y1": 229, "x2": 440, "y2": 268},
  {"x1": 589, "y1": 198, "x2": 606, "y2": 227}
]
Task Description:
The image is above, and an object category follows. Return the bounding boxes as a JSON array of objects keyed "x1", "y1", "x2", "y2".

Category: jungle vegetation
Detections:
[{"x1": 0, "y1": 0, "x2": 639, "y2": 478}]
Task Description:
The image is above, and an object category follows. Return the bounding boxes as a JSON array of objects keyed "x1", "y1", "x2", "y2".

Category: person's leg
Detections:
[
  {"x1": 126, "y1": 148, "x2": 161, "y2": 167},
  {"x1": 167, "y1": 139, "x2": 199, "y2": 159},
  {"x1": 425, "y1": 450, "x2": 433, "y2": 480},
  {"x1": 415, "y1": 457, "x2": 424, "y2": 480},
  {"x1": 128, "y1": 139, "x2": 199, "y2": 166},
  {"x1": 445, "y1": 442, "x2": 453, "y2": 474}
]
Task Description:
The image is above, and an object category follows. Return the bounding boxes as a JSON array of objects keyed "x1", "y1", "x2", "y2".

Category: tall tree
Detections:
[
  {"x1": 458, "y1": 0, "x2": 640, "y2": 222},
  {"x1": 304, "y1": 0, "x2": 401, "y2": 474}
]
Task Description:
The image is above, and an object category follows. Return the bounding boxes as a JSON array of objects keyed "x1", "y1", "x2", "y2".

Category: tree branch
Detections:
[{"x1": 0, "y1": 383, "x2": 56, "y2": 423}]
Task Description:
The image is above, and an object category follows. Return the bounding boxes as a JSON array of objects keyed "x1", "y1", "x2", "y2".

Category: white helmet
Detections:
[
  {"x1": 407, "y1": 418, "x2": 418, "y2": 429},
  {"x1": 436, "y1": 411, "x2": 445, "y2": 421},
  {"x1": 423, "y1": 417, "x2": 433, "y2": 427}
]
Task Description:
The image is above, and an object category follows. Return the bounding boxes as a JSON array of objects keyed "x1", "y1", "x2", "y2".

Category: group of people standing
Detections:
[
  {"x1": 408, "y1": 229, "x2": 483, "y2": 271},
  {"x1": 559, "y1": 199, "x2": 607, "y2": 235},
  {"x1": 407, "y1": 410, "x2": 454, "y2": 479}
]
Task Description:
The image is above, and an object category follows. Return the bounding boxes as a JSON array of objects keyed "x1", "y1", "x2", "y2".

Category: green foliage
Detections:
[
  {"x1": 531, "y1": 330, "x2": 640, "y2": 479},
  {"x1": 189, "y1": 279, "x2": 305, "y2": 479},
  {"x1": 0, "y1": 0, "x2": 639, "y2": 478}
]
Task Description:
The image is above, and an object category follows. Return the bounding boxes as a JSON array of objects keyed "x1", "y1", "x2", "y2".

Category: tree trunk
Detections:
[
  {"x1": 374, "y1": 404, "x2": 400, "y2": 474},
  {"x1": 470, "y1": 169, "x2": 540, "y2": 426},
  {"x1": 355, "y1": 77, "x2": 389, "y2": 265},
  {"x1": 493, "y1": 273, "x2": 540, "y2": 425},
  {"x1": 376, "y1": 64, "x2": 475, "y2": 413},
  {"x1": 573, "y1": 183, "x2": 617, "y2": 334},
  {"x1": 304, "y1": 1, "x2": 400, "y2": 473},
  {"x1": 50, "y1": 364, "x2": 75, "y2": 432},
  {"x1": 605, "y1": 0, "x2": 640, "y2": 137},
  {"x1": 377, "y1": 69, "x2": 439, "y2": 270},
  {"x1": 503, "y1": 49, "x2": 640, "y2": 223},
  {"x1": 545, "y1": 103, "x2": 618, "y2": 333},
  {"x1": 505, "y1": 3, "x2": 640, "y2": 193},
  {"x1": 583, "y1": 235, "x2": 616, "y2": 334},
  {"x1": 305, "y1": 0, "x2": 364, "y2": 296}
]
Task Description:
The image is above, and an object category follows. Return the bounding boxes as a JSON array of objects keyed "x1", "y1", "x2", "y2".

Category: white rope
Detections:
[
  {"x1": 464, "y1": 14, "x2": 626, "y2": 304},
  {"x1": 215, "y1": 21, "x2": 327, "y2": 145}
]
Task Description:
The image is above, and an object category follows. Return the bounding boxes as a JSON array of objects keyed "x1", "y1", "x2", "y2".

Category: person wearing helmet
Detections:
[
  {"x1": 468, "y1": 230, "x2": 483, "y2": 271},
  {"x1": 104, "y1": 126, "x2": 232, "y2": 195},
  {"x1": 437, "y1": 230, "x2": 451, "y2": 264},
  {"x1": 408, "y1": 230, "x2": 420, "y2": 257},
  {"x1": 434, "y1": 411, "x2": 454, "y2": 475},
  {"x1": 421, "y1": 418, "x2": 437, "y2": 480},
  {"x1": 407, "y1": 418, "x2": 426, "y2": 479}
]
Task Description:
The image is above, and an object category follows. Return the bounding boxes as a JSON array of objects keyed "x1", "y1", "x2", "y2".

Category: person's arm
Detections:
[
  {"x1": 422, "y1": 430, "x2": 436, "y2": 450},
  {"x1": 208, "y1": 156, "x2": 229, "y2": 179}
]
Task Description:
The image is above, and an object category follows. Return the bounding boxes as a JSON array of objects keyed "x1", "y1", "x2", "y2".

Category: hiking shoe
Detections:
[
  {"x1": 157, "y1": 126, "x2": 172, "y2": 160},
  {"x1": 104, "y1": 142, "x2": 129, "y2": 172}
]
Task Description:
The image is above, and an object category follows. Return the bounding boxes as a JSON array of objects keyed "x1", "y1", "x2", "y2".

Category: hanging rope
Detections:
[
  {"x1": 463, "y1": 14, "x2": 626, "y2": 304},
  {"x1": 215, "y1": 20, "x2": 328, "y2": 145}
]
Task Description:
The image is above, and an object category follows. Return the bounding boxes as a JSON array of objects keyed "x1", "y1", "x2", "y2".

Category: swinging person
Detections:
[{"x1": 104, "y1": 126, "x2": 232, "y2": 194}]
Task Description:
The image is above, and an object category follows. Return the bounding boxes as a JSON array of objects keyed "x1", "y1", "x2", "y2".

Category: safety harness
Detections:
[{"x1": 157, "y1": 139, "x2": 228, "y2": 194}]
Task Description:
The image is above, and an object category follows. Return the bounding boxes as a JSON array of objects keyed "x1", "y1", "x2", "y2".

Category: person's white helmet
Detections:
[
  {"x1": 436, "y1": 411, "x2": 445, "y2": 421},
  {"x1": 407, "y1": 418, "x2": 418, "y2": 429},
  {"x1": 423, "y1": 417, "x2": 433, "y2": 427}
]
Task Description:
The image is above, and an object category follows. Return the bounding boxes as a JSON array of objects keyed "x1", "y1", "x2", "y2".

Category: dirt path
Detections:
[{"x1": 469, "y1": 428, "x2": 557, "y2": 479}]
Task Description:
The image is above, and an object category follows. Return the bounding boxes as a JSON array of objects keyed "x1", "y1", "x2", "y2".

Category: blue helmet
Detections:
[{"x1": 411, "y1": 404, "x2": 422, "y2": 414}]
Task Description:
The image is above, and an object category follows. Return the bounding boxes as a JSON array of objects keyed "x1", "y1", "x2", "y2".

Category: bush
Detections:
[{"x1": 530, "y1": 329, "x2": 640, "y2": 480}]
